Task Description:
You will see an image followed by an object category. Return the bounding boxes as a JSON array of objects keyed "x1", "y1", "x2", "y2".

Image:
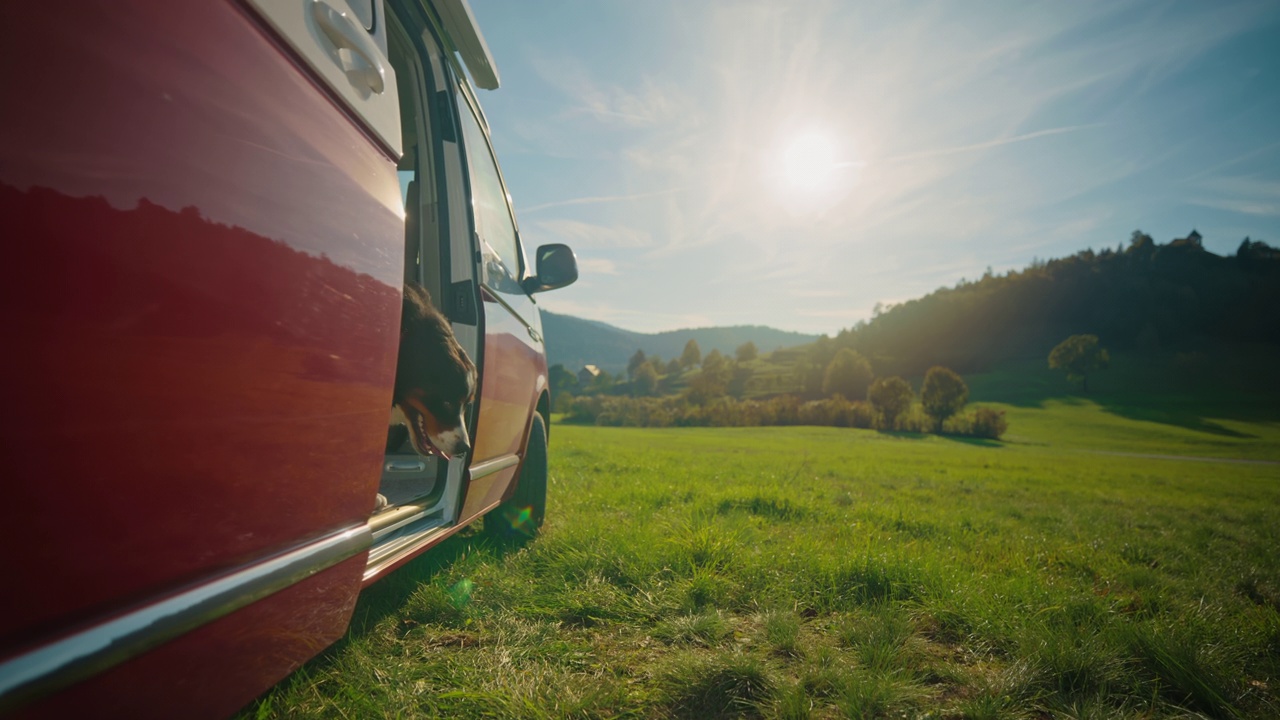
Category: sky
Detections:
[{"x1": 466, "y1": 0, "x2": 1280, "y2": 335}]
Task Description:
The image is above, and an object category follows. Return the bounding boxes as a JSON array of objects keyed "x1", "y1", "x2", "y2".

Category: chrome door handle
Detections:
[
  {"x1": 310, "y1": 0, "x2": 386, "y2": 93},
  {"x1": 384, "y1": 460, "x2": 426, "y2": 473}
]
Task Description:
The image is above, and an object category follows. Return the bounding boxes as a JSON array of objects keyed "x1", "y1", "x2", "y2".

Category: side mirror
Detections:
[{"x1": 523, "y1": 243, "x2": 579, "y2": 294}]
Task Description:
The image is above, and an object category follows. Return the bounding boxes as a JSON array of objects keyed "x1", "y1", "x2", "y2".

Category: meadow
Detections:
[{"x1": 242, "y1": 390, "x2": 1279, "y2": 718}]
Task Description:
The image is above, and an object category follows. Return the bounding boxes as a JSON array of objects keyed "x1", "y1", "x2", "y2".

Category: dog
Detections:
[{"x1": 389, "y1": 283, "x2": 477, "y2": 463}]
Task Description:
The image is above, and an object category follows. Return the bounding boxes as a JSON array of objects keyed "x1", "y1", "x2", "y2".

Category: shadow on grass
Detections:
[
  {"x1": 876, "y1": 430, "x2": 1005, "y2": 447},
  {"x1": 966, "y1": 351, "x2": 1278, "y2": 439},
  {"x1": 1097, "y1": 401, "x2": 1255, "y2": 438},
  {"x1": 940, "y1": 435, "x2": 1004, "y2": 448},
  {"x1": 306, "y1": 530, "x2": 522, "y2": 664}
]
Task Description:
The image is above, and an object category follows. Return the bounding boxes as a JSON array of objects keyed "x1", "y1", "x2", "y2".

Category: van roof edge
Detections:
[{"x1": 431, "y1": 0, "x2": 500, "y2": 90}]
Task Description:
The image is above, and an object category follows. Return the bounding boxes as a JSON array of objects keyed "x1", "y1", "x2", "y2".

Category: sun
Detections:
[
  {"x1": 770, "y1": 128, "x2": 858, "y2": 214},
  {"x1": 780, "y1": 131, "x2": 841, "y2": 193}
]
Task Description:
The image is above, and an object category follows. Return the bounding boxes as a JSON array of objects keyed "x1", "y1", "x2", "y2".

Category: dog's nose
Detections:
[{"x1": 452, "y1": 429, "x2": 471, "y2": 457}]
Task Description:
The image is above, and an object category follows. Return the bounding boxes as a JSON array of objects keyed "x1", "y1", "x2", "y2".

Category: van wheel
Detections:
[{"x1": 485, "y1": 413, "x2": 547, "y2": 542}]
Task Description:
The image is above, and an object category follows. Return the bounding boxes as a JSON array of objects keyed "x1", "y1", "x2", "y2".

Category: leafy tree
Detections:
[
  {"x1": 1048, "y1": 334, "x2": 1109, "y2": 393},
  {"x1": 702, "y1": 349, "x2": 725, "y2": 372},
  {"x1": 553, "y1": 391, "x2": 575, "y2": 414},
  {"x1": 735, "y1": 341, "x2": 758, "y2": 362},
  {"x1": 665, "y1": 358, "x2": 682, "y2": 375},
  {"x1": 589, "y1": 369, "x2": 615, "y2": 394},
  {"x1": 549, "y1": 363, "x2": 577, "y2": 392},
  {"x1": 868, "y1": 376, "x2": 913, "y2": 429},
  {"x1": 728, "y1": 362, "x2": 754, "y2": 398},
  {"x1": 680, "y1": 339, "x2": 702, "y2": 369},
  {"x1": 822, "y1": 348, "x2": 873, "y2": 400},
  {"x1": 632, "y1": 362, "x2": 658, "y2": 396},
  {"x1": 921, "y1": 366, "x2": 968, "y2": 432},
  {"x1": 627, "y1": 349, "x2": 647, "y2": 379}
]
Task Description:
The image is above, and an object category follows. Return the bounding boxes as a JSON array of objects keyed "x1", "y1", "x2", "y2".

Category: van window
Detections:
[{"x1": 456, "y1": 91, "x2": 524, "y2": 295}]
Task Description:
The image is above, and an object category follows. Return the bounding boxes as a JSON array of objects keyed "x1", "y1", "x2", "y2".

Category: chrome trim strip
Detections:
[
  {"x1": 469, "y1": 454, "x2": 519, "y2": 479},
  {"x1": 363, "y1": 519, "x2": 451, "y2": 583},
  {"x1": 0, "y1": 525, "x2": 371, "y2": 712},
  {"x1": 370, "y1": 506, "x2": 431, "y2": 539}
]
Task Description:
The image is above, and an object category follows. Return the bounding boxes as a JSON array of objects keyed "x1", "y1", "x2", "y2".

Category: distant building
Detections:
[
  {"x1": 577, "y1": 364, "x2": 601, "y2": 387},
  {"x1": 1170, "y1": 229, "x2": 1203, "y2": 249}
]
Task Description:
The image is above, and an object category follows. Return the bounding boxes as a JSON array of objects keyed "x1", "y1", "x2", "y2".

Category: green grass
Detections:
[{"x1": 241, "y1": 399, "x2": 1280, "y2": 718}]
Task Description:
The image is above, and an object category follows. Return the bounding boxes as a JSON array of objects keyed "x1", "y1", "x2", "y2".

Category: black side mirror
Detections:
[{"x1": 523, "y1": 243, "x2": 579, "y2": 294}]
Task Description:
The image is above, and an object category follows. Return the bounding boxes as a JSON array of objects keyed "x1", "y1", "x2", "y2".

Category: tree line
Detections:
[
  {"x1": 553, "y1": 338, "x2": 1007, "y2": 439},
  {"x1": 832, "y1": 231, "x2": 1280, "y2": 377}
]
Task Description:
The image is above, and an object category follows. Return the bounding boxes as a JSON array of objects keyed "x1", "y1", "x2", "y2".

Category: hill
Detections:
[
  {"x1": 541, "y1": 311, "x2": 819, "y2": 374},
  {"x1": 829, "y1": 230, "x2": 1280, "y2": 377}
]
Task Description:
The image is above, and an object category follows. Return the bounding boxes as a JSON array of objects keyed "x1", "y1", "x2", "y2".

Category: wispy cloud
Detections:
[
  {"x1": 881, "y1": 124, "x2": 1108, "y2": 165},
  {"x1": 1190, "y1": 175, "x2": 1280, "y2": 217},
  {"x1": 576, "y1": 257, "x2": 620, "y2": 275},
  {"x1": 524, "y1": 219, "x2": 652, "y2": 248},
  {"x1": 520, "y1": 187, "x2": 685, "y2": 215}
]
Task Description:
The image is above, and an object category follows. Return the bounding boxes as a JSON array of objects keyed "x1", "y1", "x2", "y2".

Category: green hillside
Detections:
[
  {"x1": 833, "y1": 232, "x2": 1280, "y2": 378},
  {"x1": 542, "y1": 311, "x2": 818, "y2": 374}
]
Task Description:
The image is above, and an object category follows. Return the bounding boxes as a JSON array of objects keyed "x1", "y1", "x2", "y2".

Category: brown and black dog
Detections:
[{"x1": 390, "y1": 283, "x2": 476, "y2": 461}]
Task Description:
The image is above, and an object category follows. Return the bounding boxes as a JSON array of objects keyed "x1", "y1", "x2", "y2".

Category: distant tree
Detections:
[
  {"x1": 553, "y1": 391, "x2": 575, "y2": 414},
  {"x1": 627, "y1": 349, "x2": 647, "y2": 379},
  {"x1": 649, "y1": 355, "x2": 663, "y2": 373},
  {"x1": 702, "y1": 349, "x2": 725, "y2": 372},
  {"x1": 728, "y1": 362, "x2": 754, "y2": 398},
  {"x1": 1128, "y1": 230, "x2": 1154, "y2": 255},
  {"x1": 665, "y1": 358, "x2": 682, "y2": 375},
  {"x1": 822, "y1": 348, "x2": 873, "y2": 400},
  {"x1": 632, "y1": 362, "x2": 658, "y2": 396},
  {"x1": 868, "y1": 376, "x2": 913, "y2": 429},
  {"x1": 589, "y1": 369, "x2": 615, "y2": 394},
  {"x1": 735, "y1": 341, "x2": 758, "y2": 362},
  {"x1": 549, "y1": 363, "x2": 577, "y2": 392},
  {"x1": 921, "y1": 366, "x2": 968, "y2": 432},
  {"x1": 680, "y1": 339, "x2": 702, "y2": 369},
  {"x1": 1048, "y1": 334, "x2": 1109, "y2": 393}
]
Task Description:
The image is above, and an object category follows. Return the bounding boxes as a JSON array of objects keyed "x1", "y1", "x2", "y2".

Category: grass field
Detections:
[{"x1": 241, "y1": 392, "x2": 1279, "y2": 718}]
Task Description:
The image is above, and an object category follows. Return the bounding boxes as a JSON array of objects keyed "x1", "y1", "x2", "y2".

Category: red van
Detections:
[{"x1": 0, "y1": 1, "x2": 576, "y2": 716}]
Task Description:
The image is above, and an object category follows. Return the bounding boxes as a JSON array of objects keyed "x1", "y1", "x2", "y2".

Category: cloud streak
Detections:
[
  {"x1": 520, "y1": 187, "x2": 685, "y2": 214},
  {"x1": 880, "y1": 124, "x2": 1109, "y2": 165}
]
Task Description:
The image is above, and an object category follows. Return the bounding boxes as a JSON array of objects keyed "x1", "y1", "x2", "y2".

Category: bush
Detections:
[
  {"x1": 868, "y1": 376, "x2": 913, "y2": 429},
  {"x1": 970, "y1": 407, "x2": 1008, "y2": 439}
]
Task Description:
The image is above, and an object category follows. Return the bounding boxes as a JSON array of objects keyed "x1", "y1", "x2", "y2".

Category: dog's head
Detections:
[{"x1": 392, "y1": 284, "x2": 476, "y2": 460}]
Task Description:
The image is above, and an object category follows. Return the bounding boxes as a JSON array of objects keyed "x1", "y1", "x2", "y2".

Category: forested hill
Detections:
[
  {"x1": 542, "y1": 312, "x2": 819, "y2": 374},
  {"x1": 831, "y1": 232, "x2": 1280, "y2": 377}
]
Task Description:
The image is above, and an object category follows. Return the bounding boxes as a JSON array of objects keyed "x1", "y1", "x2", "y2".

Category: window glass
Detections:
[{"x1": 456, "y1": 91, "x2": 523, "y2": 294}]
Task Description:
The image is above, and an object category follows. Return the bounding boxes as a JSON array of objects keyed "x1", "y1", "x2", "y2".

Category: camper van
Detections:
[{"x1": 0, "y1": 0, "x2": 575, "y2": 715}]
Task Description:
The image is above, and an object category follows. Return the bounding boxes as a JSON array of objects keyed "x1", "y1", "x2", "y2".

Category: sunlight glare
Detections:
[
  {"x1": 770, "y1": 128, "x2": 860, "y2": 217},
  {"x1": 781, "y1": 131, "x2": 840, "y2": 192}
]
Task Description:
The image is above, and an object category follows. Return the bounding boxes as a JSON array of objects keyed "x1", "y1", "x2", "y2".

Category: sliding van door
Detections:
[{"x1": 452, "y1": 86, "x2": 546, "y2": 521}]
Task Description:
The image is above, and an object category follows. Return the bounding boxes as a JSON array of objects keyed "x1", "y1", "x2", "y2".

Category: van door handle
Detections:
[{"x1": 310, "y1": 0, "x2": 386, "y2": 94}]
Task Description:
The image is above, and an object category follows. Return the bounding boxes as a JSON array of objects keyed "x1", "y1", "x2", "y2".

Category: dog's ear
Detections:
[{"x1": 403, "y1": 283, "x2": 432, "y2": 321}]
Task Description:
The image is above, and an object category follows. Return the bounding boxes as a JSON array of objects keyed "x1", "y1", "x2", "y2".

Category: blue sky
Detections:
[{"x1": 468, "y1": 0, "x2": 1280, "y2": 335}]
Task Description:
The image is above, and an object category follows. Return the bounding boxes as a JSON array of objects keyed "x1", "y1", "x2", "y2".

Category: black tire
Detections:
[{"x1": 484, "y1": 413, "x2": 547, "y2": 542}]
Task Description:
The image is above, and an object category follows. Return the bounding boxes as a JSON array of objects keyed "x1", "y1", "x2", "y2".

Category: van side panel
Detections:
[
  {"x1": 0, "y1": 0, "x2": 399, "y2": 684},
  {"x1": 460, "y1": 290, "x2": 547, "y2": 521},
  {"x1": 15, "y1": 555, "x2": 366, "y2": 720}
]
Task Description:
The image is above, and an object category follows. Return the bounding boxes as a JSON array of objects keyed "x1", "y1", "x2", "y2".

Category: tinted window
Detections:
[{"x1": 456, "y1": 91, "x2": 523, "y2": 294}]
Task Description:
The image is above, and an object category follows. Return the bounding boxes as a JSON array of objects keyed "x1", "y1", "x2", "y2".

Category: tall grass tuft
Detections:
[{"x1": 662, "y1": 652, "x2": 776, "y2": 719}]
